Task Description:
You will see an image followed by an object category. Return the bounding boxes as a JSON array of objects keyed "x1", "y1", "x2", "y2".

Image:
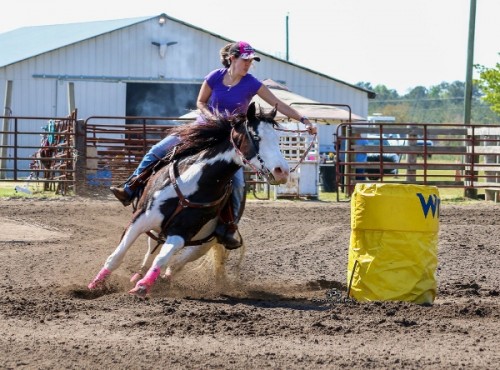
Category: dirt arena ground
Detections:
[{"x1": 0, "y1": 196, "x2": 498, "y2": 369}]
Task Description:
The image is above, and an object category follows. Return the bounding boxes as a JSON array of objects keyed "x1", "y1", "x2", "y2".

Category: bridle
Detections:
[{"x1": 229, "y1": 119, "x2": 278, "y2": 185}]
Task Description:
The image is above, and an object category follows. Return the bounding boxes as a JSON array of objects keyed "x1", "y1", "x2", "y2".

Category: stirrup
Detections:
[{"x1": 217, "y1": 229, "x2": 243, "y2": 250}]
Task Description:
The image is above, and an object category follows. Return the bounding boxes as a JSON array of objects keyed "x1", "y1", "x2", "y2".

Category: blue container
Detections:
[{"x1": 87, "y1": 169, "x2": 112, "y2": 187}]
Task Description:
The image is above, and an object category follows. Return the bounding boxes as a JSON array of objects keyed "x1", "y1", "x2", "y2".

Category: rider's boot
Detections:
[
  {"x1": 216, "y1": 200, "x2": 243, "y2": 249},
  {"x1": 110, "y1": 186, "x2": 133, "y2": 207},
  {"x1": 110, "y1": 171, "x2": 149, "y2": 206}
]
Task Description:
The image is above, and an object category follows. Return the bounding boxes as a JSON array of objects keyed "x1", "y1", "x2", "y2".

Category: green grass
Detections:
[
  {"x1": 0, "y1": 181, "x2": 69, "y2": 199},
  {"x1": 0, "y1": 178, "x2": 486, "y2": 205}
]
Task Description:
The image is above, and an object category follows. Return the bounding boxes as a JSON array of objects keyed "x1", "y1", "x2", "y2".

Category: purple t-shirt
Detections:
[{"x1": 205, "y1": 68, "x2": 262, "y2": 115}]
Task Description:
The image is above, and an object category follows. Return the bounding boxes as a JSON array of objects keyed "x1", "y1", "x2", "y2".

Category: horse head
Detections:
[{"x1": 230, "y1": 102, "x2": 289, "y2": 185}]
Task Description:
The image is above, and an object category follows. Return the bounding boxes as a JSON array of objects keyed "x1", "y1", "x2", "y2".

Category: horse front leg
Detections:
[
  {"x1": 129, "y1": 235, "x2": 185, "y2": 298},
  {"x1": 88, "y1": 222, "x2": 147, "y2": 290}
]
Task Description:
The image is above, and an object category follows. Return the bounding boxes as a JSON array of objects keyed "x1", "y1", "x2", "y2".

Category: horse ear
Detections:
[{"x1": 247, "y1": 102, "x2": 256, "y2": 120}]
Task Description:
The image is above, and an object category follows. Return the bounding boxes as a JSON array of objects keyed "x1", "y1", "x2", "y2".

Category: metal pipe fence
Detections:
[
  {"x1": 336, "y1": 122, "x2": 500, "y2": 200},
  {"x1": 0, "y1": 112, "x2": 77, "y2": 194},
  {"x1": 3, "y1": 115, "x2": 500, "y2": 202}
]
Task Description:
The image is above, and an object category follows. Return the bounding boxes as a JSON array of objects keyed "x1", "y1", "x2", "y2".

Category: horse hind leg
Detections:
[
  {"x1": 129, "y1": 235, "x2": 185, "y2": 298},
  {"x1": 132, "y1": 230, "x2": 217, "y2": 286},
  {"x1": 213, "y1": 243, "x2": 246, "y2": 290},
  {"x1": 162, "y1": 241, "x2": 215, "y2": 280},
  {"x1": 130, "y1": 233, "x2": 162, "y2": 284},
  {"x1": 163, "y1": 241, "x2": 229, "y2": 292}
]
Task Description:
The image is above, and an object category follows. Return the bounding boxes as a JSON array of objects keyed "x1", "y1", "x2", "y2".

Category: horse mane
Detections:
[{"x1": 168, "y1": 106, "x2": 279, "y2": 161}]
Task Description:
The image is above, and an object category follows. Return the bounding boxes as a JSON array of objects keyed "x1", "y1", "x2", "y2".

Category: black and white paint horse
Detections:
[{"x1": 88, "y1": 103, "x2": 290, "y2": 297}]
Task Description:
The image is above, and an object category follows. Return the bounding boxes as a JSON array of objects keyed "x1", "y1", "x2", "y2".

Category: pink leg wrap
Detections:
[
  {"x1": 88, "y1": 267, "x2": 111, "y2": 289},
  {"x1": 138, "y1": 267, "x2": 161, "y2": 288}
]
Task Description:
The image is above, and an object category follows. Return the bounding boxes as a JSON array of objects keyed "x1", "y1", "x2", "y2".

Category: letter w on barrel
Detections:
[{"x1": 416, "y1": 193, "x2": 440, "y2": 218}]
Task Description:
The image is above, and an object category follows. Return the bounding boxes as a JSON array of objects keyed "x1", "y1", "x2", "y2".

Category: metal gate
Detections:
[
  {"x1": 0, "y1": 112, "x2": 77, "y2": 194},
  {"x1": 336, "y1": 122, "x2": 500, "y2": 199}
]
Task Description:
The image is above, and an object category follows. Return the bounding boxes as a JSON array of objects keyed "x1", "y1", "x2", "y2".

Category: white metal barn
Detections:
[
  {"x1": 0, "y1": 13, "x2": 374, "y2": 193},
  {"x1": 0, "y1": 13, "x2": 373, "y2": 129}
]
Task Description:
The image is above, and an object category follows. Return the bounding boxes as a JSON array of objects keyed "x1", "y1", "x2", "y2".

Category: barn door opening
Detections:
[{"x1": 125, "y1": 82, "x2": 201, "y2": 123}]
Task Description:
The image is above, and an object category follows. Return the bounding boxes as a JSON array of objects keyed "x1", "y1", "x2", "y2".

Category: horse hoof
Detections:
[
  {"x1": 130, "y1": 273, "x2": 143, "y2": 284},
  {"x1": 88, "y1": 279, "x2": 103, "y2": 290},
  {"x1": 163, "y1": 269, "x2": 172, "y2": 280},
  {"x1": 128, "y1": 285, "x2": 149, "y2": 298},
  {"x1": 88, "y1": 268, "x2": 111, "y2": 290}
]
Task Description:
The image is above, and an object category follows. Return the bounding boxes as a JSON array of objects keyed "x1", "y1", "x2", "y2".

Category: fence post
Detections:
[
  {"x1": 0, "y1": 80, "x2": 13, "y2": 179},
  {"x1": 74, "y1": 119, "x2": 86, "y2": 195},
  {"x1": 406, "y1": 128, "x2": 417, "y2": 182}
]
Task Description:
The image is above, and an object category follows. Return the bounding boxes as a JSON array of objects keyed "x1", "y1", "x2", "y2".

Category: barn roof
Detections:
[
  {"x1": 0, "y1": 16, "x2": 151, "y2": 67},
  {"x1": 0, "y1": 13, "x2": 375, "y2": 98}
]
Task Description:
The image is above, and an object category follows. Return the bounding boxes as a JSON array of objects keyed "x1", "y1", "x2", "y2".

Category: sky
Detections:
[{"x1": 1, "y1": 0, "x2": 499, "y2": 95}]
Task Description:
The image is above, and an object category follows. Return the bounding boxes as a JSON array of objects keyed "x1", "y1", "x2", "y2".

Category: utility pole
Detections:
[
  {"x1": 464, "y1": 0, "x2": 476, "y2": 125},
  {"x1": 285, "y1": 13, "x2": 289, "y2": 61},
  {"x1": 464, "y1": 0, "x2": 477, "y2": 198}
]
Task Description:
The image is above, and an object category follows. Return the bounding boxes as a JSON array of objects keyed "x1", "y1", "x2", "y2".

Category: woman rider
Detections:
[{"x1": 110, "y1": 41, "x2": 316, "y2": 248}]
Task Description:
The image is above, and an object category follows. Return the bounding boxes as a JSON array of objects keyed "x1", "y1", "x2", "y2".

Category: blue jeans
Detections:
[
  {"x1": 123, "y1": 135, "x2": 181, "y2": 196},
  {"x1": 124, "y1": 134, "x2": 245, "y2": 224}
]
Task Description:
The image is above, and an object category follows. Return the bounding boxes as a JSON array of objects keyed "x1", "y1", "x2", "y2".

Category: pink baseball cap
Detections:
[{"x1": 229, "y1": 41, "x2": 261, "y2": 61}]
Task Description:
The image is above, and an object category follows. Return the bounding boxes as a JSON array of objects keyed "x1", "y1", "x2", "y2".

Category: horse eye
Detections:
[{"x1": 253, "y1": 135, "x2": 261, "y2": 142}]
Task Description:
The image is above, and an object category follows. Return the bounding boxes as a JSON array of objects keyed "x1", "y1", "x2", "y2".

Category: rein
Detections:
[{"x1": 275, "y1": 127, "x2": 317, "y2": 173}]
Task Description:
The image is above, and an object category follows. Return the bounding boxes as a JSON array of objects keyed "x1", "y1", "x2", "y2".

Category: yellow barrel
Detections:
[{"x1": 347, "y1": 183, "x2": 440, "y2": 304}]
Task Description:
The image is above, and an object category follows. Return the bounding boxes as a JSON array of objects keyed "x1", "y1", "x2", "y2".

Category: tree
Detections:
[
  {"x1": 446, "y1": 81, "x2": 466, "y2": 100},
  {"x1": 427, "y1": 84, "x2": 445, "y2": 99},
  {"x1": 373, "y1": 84, "x2": 399, "y2": 100},
  {"x1": 359, "y1": 78, "x2": 500, "y2": 124},
  {"x1": 405, "y1": 86, "x2": 428, "y2": 100},
  {"x1": 475, "y1": 56, "x2": 500, "y2": 115},
  {"x1": 356, "y1": 81, "x2": 374, "y2": 91}
]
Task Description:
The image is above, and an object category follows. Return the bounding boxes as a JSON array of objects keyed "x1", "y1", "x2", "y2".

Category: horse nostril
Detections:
[{"x1": 274, "y1": 167, "x2": 289, "y2": 177}]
